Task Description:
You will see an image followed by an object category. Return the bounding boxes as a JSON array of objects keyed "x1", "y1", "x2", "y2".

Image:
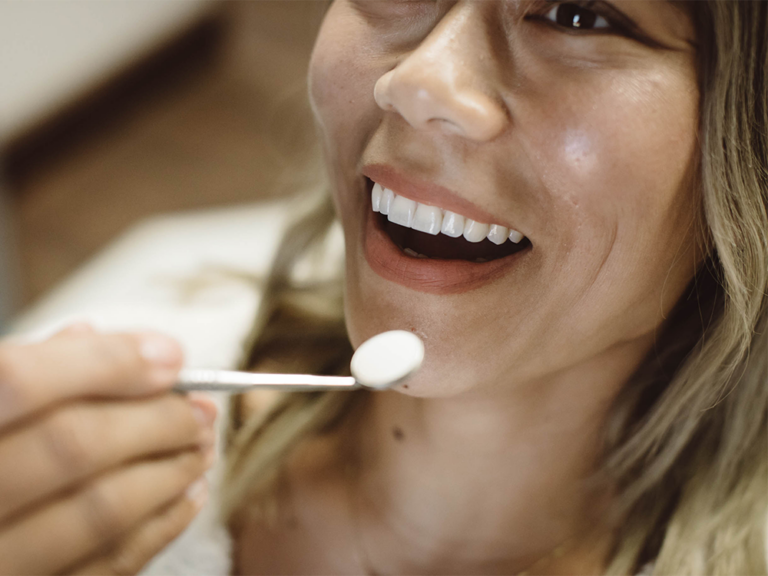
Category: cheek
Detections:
[
  {"x1": 562, "y1": 129, "x2": 597, "y2": 176},
  {"x1": 308, "y1": 42, "x2": 355, "y2": 138},
  {"x1": 532, "y1": 68, "x2": 699, "y2": 242},
  {"x1": 610, "y1": 89, "x2": 696, "y2": 214},
  {"x1": 524, "y1": 69, "x2": 700, "y2": 335},
  {"x1": 309, "y1": 8, "x2": 389, "y2": 231},
  {"x1": 308, "y1": 9, "x2": 380, "y2": 146}
]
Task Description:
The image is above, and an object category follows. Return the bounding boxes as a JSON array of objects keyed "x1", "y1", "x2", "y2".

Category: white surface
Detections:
[
  {"x1": 10, "y1": 200, "x2": 299, "y2": 576},
  {"x1": 0, "y1": 0, "x2": 212, "y2": 143},
  {"x1": 11, "y1": 201, "x2": 290, "y2": 369},
  {"x1": 351, "y1": 330, "x2": 424, "y2": 389}
]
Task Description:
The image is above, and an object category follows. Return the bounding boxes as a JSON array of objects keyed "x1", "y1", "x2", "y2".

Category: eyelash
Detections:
[
  {"x1": 352, "y1": 0, "x2": 661, "y2": 50},
  {"x1": 526, "y1": 1, "x2": 640, "y2": 41}
]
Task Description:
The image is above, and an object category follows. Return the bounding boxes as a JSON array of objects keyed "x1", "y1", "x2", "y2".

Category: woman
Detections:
[
  {"x1": 1, "y1": 1, "x2": 767, "y2": 574},
  {"x1": 227, "y1": 1, "x2": 768, "y2": 574}
]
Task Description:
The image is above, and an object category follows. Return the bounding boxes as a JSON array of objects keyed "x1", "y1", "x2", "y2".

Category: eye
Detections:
[{"x1": 544, "y1": 3, "x2": 610, "y2": 31}]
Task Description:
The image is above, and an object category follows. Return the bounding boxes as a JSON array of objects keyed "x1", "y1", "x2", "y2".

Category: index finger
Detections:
[{"x1": 0, "y1": 331, "x2": 183, "y2": 428}]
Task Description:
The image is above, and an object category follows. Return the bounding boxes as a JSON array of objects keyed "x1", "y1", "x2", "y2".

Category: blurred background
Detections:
[{"x1": 0, "y1": 0, "x2": 326, "y2": 329}]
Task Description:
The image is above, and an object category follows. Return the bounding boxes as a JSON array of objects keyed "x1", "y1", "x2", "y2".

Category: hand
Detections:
[{"x1": 0, "y1": 325, "x2": 217, "y2": 575}]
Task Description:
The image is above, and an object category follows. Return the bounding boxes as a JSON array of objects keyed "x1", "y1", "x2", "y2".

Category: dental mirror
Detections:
[{"x1": 174, "y1": 330, "x2": 424, "y2": 393}]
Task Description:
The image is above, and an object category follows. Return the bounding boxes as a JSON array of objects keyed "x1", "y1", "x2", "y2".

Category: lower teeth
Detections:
[
  {"x1": 403, "y1": 246, "x2": 489, "y2": 263},
  {"x1": 403, "y1": 247, "x2": 428, "y2": 259}
]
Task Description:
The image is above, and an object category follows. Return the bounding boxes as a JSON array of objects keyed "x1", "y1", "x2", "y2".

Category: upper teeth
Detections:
[{"x1": 371, "y1": 182, "x2": 524, "y2": 245}]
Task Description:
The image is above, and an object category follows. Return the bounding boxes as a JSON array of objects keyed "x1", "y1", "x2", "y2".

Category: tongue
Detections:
[{"x1": 383, "y1": 216, "x2": 526, "y2": 262}]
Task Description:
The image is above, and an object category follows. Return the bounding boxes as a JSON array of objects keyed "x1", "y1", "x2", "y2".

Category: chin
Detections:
[{"x1": 343, "y1": 279, "x2": 496, "y2": 399}]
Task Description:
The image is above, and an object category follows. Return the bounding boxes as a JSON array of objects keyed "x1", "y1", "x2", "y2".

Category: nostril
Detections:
[{"x1": 432, "y1": 118, "x2": 469, "y2": 138}]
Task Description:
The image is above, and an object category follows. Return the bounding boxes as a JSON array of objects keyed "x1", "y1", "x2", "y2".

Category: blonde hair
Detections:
[{"x1": 223, "y1": 3, "x2": 768, "y2": 573}]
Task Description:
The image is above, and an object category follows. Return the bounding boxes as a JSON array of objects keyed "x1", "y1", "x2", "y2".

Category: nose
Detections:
[{"x1": 373, "y1": 4, "x2": 508, "y2": 142}]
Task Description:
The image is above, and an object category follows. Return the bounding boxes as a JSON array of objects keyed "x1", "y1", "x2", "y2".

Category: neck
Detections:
[{"x1": 350, "y1": 339, "x2": 650, "y2": 575}]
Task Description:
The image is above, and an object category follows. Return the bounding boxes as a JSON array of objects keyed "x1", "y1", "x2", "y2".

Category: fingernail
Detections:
[
  {"x1": 186, "y1": 477, "x2": 209, "y2": 507},
  {"x1": 189, "y1": 396, "x2": 217, "y2": 427},
  {"x1": 192, "y1": 405, "x2": 214, "y2": 428},
  {"x1": 139, "y1": 334, "x2": 182, "y2": 367}
]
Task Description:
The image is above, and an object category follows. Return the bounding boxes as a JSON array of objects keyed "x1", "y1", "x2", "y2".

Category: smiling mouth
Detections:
[
  {"x1": 380, "y1": 215, "x2": 531, "y2": 262},
  {"x1": 370, "y1": 179, "x2": 532, "y2": 263},
  {"x1": 362, "y1": 175, "x2": 533, "y2": 294}
]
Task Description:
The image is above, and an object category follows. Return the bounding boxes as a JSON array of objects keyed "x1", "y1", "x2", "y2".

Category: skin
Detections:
[
  {"x1": 0, "y1": 325, "x2": 216, "y2": 575},
  {"x1": 238, "y1": 1, "x2": 702, "y2": 573}
]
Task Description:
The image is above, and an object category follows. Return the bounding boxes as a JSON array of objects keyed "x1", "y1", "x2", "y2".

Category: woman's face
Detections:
[{"x1": 309, "y1": 0, "x2": 699, "y2": 396}]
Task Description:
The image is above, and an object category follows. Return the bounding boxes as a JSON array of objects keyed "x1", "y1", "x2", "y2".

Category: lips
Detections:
[
  {"x1": 363, "y1": 165, "x2": 507, "y2": 225},
  {"x1": 360, "y1": 168, "x2": 532, "y2": 294}
]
